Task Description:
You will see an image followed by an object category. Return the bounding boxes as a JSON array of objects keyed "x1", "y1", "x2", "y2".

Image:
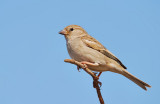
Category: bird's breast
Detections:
[
  {"x1": 66, "y1": 38, "x2": 87, "y2": 62},
  {"x1": 66, "y1": 38, "x2": 107, "y2": 65}
]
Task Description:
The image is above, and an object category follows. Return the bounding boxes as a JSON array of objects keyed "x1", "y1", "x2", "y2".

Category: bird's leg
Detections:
[
  {"x1": 78, "y1": 61, "x2": 99, "y2": 72},
  {"x1": 80, "y1": 61, "x2": 99, "y2": 67},
  {"x1": 76, "y1": 61, "x2": 98, "y2": 72},
  {"x1": 78, "y1": 61, "x2": 102, "y2": 87},
  {"x1": 76, "y1": 62, "x2": 88, "y2": 72}
]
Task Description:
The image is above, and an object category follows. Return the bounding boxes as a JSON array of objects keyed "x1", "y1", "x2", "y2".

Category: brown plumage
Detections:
[{"x1": 59, "y1": 25, "x2": 151, "y2": 90}]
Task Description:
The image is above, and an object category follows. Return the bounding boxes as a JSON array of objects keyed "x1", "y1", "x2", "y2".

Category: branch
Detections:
[{"x1": 64, "y1": 59, "x2": 105, "y2": 104}]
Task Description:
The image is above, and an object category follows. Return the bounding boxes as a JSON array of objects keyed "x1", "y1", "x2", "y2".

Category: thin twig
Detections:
[{"x1": 64, "y1": 59, "x2": 105, "y2": 104}]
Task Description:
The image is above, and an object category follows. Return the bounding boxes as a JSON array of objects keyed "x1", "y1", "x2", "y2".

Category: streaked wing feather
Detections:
[{"x1": 81, "y1": 35, "x2": 127, "y2": 69}]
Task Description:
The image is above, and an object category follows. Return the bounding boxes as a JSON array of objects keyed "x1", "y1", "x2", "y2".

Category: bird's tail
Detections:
[{"x1": 122, "y1": 69, "x2": 151, "y2": 90}]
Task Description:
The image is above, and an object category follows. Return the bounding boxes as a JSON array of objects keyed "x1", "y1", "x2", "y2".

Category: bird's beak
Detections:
[{"x1": 59, "y1": 30, "x2": 67, "y2": 35}]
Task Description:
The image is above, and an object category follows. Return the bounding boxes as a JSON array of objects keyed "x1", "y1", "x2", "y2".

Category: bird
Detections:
[{"x1": 59, "y1": 25, "x2": 151, "y2": 90}]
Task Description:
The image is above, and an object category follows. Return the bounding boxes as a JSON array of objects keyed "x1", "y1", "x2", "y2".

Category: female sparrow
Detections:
[{"x1": 59, "y1": 25, "x2": 151, "y2": 90}]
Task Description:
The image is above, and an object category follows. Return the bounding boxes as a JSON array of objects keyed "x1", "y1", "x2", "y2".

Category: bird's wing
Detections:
[{"x1": 81, "y1": 35, "x2": 127, "y2": 69}]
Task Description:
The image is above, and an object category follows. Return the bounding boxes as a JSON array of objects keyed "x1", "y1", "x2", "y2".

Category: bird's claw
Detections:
[
  {"x1": 77, "y1": 66, "x2": 81, "y2": 72},
  {"x1": 77, "y1": 63, "x2": 87, "y2": 72}
]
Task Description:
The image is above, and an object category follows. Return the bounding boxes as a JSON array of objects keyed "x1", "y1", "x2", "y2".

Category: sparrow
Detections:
[{"x1": 59, "y1": 25, "x2": 151, "y2": 90}]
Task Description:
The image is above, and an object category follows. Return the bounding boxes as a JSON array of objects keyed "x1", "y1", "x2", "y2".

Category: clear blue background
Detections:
[{"x1": 0, "y1": 0, "x2": 159, "y2": 104}]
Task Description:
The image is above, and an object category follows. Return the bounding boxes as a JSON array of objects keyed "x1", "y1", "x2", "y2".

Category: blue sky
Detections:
[{"x1": 0, "y1": 0, "x2": 160, "y2": 104}]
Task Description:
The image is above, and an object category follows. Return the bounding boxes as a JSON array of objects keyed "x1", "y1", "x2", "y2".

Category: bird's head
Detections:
[{"x1": 59, "y1": 25, "x2": 87, "y2": 39}]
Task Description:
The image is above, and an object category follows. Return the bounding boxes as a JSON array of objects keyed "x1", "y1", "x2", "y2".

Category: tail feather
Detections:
[{"x1": 122, "y1": 70, "x2": 151, "y2": 91}]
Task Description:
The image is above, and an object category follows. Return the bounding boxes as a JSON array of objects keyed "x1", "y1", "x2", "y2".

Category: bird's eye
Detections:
[{"x1": 70, "y1": 28, "x2": 74, "y2": 31}]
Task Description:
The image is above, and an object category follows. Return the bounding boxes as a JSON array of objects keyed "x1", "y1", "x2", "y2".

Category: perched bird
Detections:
[{"x1": 59, "y1": 25, "x2": 151, "y2": 90}]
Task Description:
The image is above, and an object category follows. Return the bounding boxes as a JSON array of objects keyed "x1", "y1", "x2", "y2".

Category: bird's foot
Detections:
[
  {"x1": 76, "y1": 62, "x2": 89, "y2": 72},
  {"x1": 80, "y1": 61, "x2": 99, "y2": 67},
  {"x1": 77, "y1": 65, "x2": 82, "y2": 72}
]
